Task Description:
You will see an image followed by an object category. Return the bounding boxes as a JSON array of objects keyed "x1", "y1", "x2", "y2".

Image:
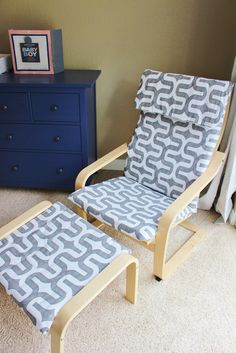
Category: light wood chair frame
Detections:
[
  {"x1": 0, "y1": 201, "x2": 138, "y2": 353},
  {"x1": 74, "y1": 103, "x2": 231, "y2": 281}
]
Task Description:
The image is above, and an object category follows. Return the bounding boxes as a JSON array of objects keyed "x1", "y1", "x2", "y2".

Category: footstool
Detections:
[{"x1": 0, "y1": 201, "x2": 138, "y2": 353}]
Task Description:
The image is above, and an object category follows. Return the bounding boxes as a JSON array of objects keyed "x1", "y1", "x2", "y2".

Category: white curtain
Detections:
[{"x1": 199, "y1": 57, "x2": 236, "y2": 225}]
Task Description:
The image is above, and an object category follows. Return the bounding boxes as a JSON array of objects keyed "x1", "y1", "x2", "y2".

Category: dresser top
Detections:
[{"x1": 0, "y1": 70, "x2": 101, "y2": 87}]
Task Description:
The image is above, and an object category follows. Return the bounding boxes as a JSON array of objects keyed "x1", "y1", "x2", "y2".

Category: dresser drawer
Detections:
[
  {"x1": 0, "y1": 92, "x2": 30, "y2": 121},
  {"x1": 0, "y1": 70, "x2": 100, "y2": 190},
  {"x1": 0, "y1": 151, "x2": 82, "y2": 190},
  {"x1": 31, "y1": 93, "x2": 80, "y2": 123},
  {"x1": 0, "y1": 124, "x2": 81, "y2": 152}
]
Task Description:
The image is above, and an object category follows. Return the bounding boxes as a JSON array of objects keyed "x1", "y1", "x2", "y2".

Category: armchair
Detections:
[{"x1": 69, "y1": 69, "x2": 233, "y2": 280}]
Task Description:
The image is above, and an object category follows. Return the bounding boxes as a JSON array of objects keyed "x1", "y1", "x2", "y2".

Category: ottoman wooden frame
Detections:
[{"x1": 0, "y1": 201, "x2": 138, "y2": 353}]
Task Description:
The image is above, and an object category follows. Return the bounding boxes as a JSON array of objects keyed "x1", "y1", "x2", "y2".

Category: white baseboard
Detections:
[{"x1": 102, "y1": 159, "x2": 126, "y2": 171}]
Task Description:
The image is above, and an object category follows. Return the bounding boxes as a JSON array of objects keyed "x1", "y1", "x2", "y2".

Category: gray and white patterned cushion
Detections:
[
  {"x1": 0, "y1": 202, "x2": 129, "y2": 334},
  {"x1": 135, "y1": 69, "x2": 233, "y2": 127},
  {"x1": 125, "y1": 70, "x2": 233, "y2": 206},
  {"x1": 68, "y1": 176, "x2": 196, "y2": 242},
  {"x1": 124, "y1": 112, "x2": 221, "y2": 207}
]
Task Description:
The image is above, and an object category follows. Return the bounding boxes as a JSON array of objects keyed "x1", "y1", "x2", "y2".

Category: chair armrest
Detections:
[
  {"x1": 158, "y1": 151, "x2": 225, "y2": 232},
  {"x1": 75, "y1": 143, "x2": 128, "y2": 189}
]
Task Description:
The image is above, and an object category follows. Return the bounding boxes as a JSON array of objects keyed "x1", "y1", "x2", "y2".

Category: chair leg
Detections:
[
  {"x1": 125, "y1": 259, "x2": 139, "y2": 304},
  {"x1": 153, "y1": 223, "x2": 207, "y2": 280},
  {"x1": 153, "y1": 229, "x2": 169, "y2": 280},
  {"x1": 163, "y1": 226, "x2": 207, "y2": 278}
]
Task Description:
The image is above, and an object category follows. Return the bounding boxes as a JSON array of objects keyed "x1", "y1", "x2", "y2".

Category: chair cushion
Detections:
[
  {"x1": 124, "y1": 112, "x2": 221, "y2": 207},
  {"x1": 0, "y1": 202, "x2": 129, "y2": 334},
  {"x1": 135, "y1": 69, "x2": 233, "y2": 127},
  {"x1": 125, "y1": 70, "x2": 233, "y2": 206},
  {"x1": 68, "y1": 176, "x2": 196, "y2": 242}
]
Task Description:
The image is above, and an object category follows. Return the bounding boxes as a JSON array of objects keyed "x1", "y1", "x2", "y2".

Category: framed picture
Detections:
[{"x1": 8, "y1": 29, "x2": 64, "y2": 74}]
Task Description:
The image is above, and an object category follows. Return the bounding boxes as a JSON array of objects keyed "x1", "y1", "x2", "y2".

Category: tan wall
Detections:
[{"x1": 0, "y1": 0, "x2": 235, "y2": 156}]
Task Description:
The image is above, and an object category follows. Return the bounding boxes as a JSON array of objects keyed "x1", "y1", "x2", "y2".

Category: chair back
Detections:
[{"x1": 124, "y1": 70, "x2": 233, "y2": 203}]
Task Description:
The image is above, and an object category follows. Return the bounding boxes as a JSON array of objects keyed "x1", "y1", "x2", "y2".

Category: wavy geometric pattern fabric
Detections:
[
  {"x1": 124, "y1": 70, "x2": 233, "y2": 205},
  {"x1": 68, "y1": 177, "x2": 196, "y2": 241},
  {"x1": 0, "y1": 202, "x2": 128, "y2": 334},
  {"x1": 135, "y1": 69, "x2": 233, "y2": 127},
  {"x1": 124, "y1": 112, "x2": 221, "y2": 205},
  {"x1": 71, "y1": 70, "x2": 232, "y2": 243}
]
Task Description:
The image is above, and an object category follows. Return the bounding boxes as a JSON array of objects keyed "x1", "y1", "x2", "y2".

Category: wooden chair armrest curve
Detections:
[
  {"x1": 75, "y1": 143, "x2": 128, "y2": 189},
  {"x1": 158, "y1": 151, "x2": 225, "y2": 232}
]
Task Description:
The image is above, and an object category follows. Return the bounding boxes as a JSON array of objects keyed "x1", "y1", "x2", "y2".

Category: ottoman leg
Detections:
[
  {"x1": 50, "y1": 253, "x2": 138, "y2": 353},
  {"x1": 126, "y1": 259, "x2": 139, "y2": 304},
  {"x1": 51, "y1": 330, "x2": 64, "y2": 353}
]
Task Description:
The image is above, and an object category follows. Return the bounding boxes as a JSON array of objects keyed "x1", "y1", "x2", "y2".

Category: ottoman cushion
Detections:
[{"x1": 0, "y1": 202, "x2": 129, "y2": 334}]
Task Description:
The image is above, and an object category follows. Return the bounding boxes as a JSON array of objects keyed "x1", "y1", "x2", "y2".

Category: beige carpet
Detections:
[{"x1": 1, "y1": 182, "x2": 236, "y2": 353}]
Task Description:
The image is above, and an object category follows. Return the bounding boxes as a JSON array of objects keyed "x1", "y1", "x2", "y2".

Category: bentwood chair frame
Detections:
[{"x1": 74, "y1": 101, "x2": 231, "y2": 281}]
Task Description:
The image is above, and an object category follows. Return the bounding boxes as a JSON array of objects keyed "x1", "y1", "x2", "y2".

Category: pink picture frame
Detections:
[{"x1": 8, "y1": 29, "x2": 63, "y2": 75}]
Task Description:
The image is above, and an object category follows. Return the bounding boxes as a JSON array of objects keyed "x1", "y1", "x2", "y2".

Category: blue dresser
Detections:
[{"x1": 0, "y1": 70, "x2": 101, "y2": 190}]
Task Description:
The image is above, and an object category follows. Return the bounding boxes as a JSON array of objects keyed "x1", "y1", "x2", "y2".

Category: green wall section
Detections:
[{"x1": 0, "y1": 0, "x2": 235, "y2": 155}]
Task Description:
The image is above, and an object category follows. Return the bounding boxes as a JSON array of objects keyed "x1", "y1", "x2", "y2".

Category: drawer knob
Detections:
[
  {"x1": 11, "y1": 165, "x2": 19, "y2": 172},
  {"x1": 54, "y1": 136, "x2": 61, "y2": 143},
  {"x1": 7, "y1": 134, "x2": 13, "y2": 141},
  {"x1": 57, "y1": 167, "x2": 63, "y2": 174},
  {"x1": 50, "y1": 104, "x2": 58, "y2": 112},
  {"x1": 0, "y1": 104, "x2": 8, "y2": 112}
]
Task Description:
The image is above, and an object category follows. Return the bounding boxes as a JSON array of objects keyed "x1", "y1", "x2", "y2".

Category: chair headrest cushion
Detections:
[{"x1": 135, "y1": 69, "x2": 234, "y2": 127}]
